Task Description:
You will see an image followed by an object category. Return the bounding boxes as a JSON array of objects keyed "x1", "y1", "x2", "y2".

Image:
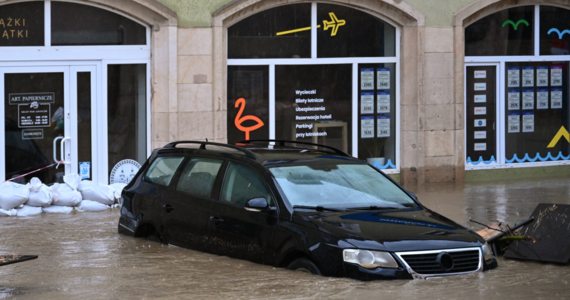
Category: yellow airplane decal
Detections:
[
  {"x1": 276, "y1": 12, "x2": 346, "y2": 37},
  {"x1": 547, "y1": 126, "x2": 570, "y2": 148}
]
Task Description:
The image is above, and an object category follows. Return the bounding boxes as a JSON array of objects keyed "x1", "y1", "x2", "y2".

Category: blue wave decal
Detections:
[
  {"x1": 373, "y1": 159, "x2": 396, "y2": 169},
  {"x1": 506, "y1": 151, "x2": 570, "y2": 163},
  {"x1": 548, "y1": 28, "x2": 570, "y2": 39},
  {"x1": 466, "y1": 156, "x2": 497, "y2": 165}
]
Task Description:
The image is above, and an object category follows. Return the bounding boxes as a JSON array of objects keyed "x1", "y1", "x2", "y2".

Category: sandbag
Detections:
[
  {"x1": 16, "y1": 205, "x2": 43, "y2": 217},
  {"x1": 110, "y1": 183, "x2": 128, "y2": 204},
  {"x1": 53, "y1": 174, "x2": 82, "y2": 206},
  {"x1": 78, "y1": 181, "x2": 115, "y2": 205},
  {"x1": 0, "y1": 208, "x2": 17, "y2": 217},
  {"x1": 75, "y1": 200, "x2": 110, "y2": 212},
  {"x1": 26, "y1": 177, "x2": 52, "y2": 207},
  {"x1": 0, "y1": 181, "x2": 30, "y2": 210},
  {"x1": 43, "y1": 205, "x2": 74, "y2": 214},
  {"x1": 51, "y1": 183, "x2": 61, "y2": 203}
]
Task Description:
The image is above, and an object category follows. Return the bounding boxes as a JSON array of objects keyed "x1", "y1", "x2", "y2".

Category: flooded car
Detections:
[{"x1": 118, "y1": 140, "x2": 497, "y2": 280}]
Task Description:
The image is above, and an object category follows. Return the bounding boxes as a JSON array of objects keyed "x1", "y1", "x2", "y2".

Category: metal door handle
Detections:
[
  {"x1": 209, "y1": 216, "x2": 224, "y2": 223},
  {"x1": 60, "y1": 137, "x2": 71, "y2": 165},
  {"x1": 163, "y1": 204, "x2": 174, "y2": 213},
  {"x1": 53, "y1": 136, "x2": 64, "y2": 163}
]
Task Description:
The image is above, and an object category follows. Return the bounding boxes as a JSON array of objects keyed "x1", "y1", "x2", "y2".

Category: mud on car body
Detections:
[{"x1": 118, "y1": 140, "x2": 497, "y2": 280}]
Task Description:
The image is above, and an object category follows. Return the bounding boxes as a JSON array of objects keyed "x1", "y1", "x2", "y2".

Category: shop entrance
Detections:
[{"x1": 0, "y1": 65, "x2": 98, "y2": 183}]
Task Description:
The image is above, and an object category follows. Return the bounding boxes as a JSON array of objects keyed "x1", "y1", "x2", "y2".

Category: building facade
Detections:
[{"x1": 1, "y1": 0, "x2": 569, "y2": 185}]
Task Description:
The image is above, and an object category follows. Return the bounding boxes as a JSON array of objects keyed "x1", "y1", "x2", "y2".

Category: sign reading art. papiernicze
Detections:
[{"x1": 0, "y1": 2, "x2": 44, "y2": 46}]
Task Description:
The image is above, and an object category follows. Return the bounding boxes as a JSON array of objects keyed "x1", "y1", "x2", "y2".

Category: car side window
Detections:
[
  {"x1": 144, "y1": 156, "x2": 185, "y2": 186},
  {"x1": 176, "y1": 158, "x2": 223, "y2": 198},
  {"x1": 221, "y1": 162, "x2": 273, "y2": 206}
]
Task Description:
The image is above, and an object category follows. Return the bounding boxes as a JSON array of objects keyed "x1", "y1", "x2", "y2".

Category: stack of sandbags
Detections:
[
  {"x1": 75, "y1": 180, "x2": 116, "y2": 212},
  {"x1": 110, "y1": 183, "x2": 128, "y2": 205},
  {"x1": 16, "y1": 205, "x2": 43, "y2": 217},
  {"x1": 26, "y1": 177, "x2": 52, "y2": 207},
  {"x1": 75, "y1": 200, "x2": 111, "y2": 212},
  {"x1": 0, "y1": 181, "x2": 30, "y2": 212},
  {"x1": 52, "y1": 174, "x2": 82, "y2": 206}
]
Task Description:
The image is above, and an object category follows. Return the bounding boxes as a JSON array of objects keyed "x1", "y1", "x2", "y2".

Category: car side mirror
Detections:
[{"x1": 244, "y1": 197, "x2": 271, "y2": 213}]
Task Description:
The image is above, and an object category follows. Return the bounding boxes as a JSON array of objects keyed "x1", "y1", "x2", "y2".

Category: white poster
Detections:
[
  {"x1": 377, "y1": 91, "x2": 390, "y2": 114},
  {"x1": 551, "y1": 66, "x2": 563, "y2": 87},
  {"x1": 377, "y1": 115, "x2": 390, "y2": 138},
  {"x1": 360, "y1": 92, "x2": 374, "y2": 114},
  {"x1": 474, "y1": 83, "x2": 486, "y2": 91},
  {"x1": 508, "y1": 113, "x2": 520, "y2": 133},
  {"x1": 474, "y1": 95, "x2": 487, "y2": 103},
  {"x1": 474, "y1": 131, "x2": 487, "y2": 139},
  {"x1": 377, "y1": 68, "x2": 390, "y2": 90},
  {"x1": 474, "y1": 143, "x2": 487, "y2": 151},
  {"x1": 537, "y1": 89, "x2": 549, "y2": 109},
  {"x1": 522, "y1": 112, "x2": 534, "y2": 133},
  {"x1": 474, "y1": 70, "x2": 486, "y2": 78},
  {"x1": 537, "y1": 66, "x2": 548, "y2": 87},
  {"x1": 508, "y1": 67, "x2": 520, "y2": 87},
  {"x1": 474, "y1": 107, "x2": 487, "y2": 115},
  {"x1": 474, "y1": 119, "x2": 487, "y2": 127},
  {"x1": 522, "y1": 89, "x2": 534, "y2": 110},
  {"x1": 360, "y1": 68, "x2": 374, "y2": 90},
  {"x1": 508, "y1": 89, "x2": 520, "y2": 110},
  {"x1": 551, "y1": 88, "x2": 563, "y2": 109},
  {"x1": 361, "y1": 116, "x2": 374, "y2": 138},
  {"x1": 522, "y1": 66, "x2": 534, "y2": 87}
]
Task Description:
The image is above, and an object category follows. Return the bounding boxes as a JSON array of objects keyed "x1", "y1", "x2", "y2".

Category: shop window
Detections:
[
  {"x1": 51, "y1": 1, "x2": 146, "y2": 46},
  {"x1": 227, "y1": 3, "x2": 399, "y2": 171},
  {"x1": 465, "y1": 6, "x2": 534, "y2": 56},
  {"x1": 465, "y1": 5, "x2": 570, "y2": 169},
  {"x1": 228, "y1": 4, "x2": 311, "y2": 59},
  {"x1": 107, "y1": 64, "x2": 147, "y2": 176},
  {"x1": 0, "y1": 1, "x2": 44, "y2": 47}
]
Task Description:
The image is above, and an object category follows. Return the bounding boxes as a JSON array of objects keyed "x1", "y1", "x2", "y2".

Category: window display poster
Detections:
[
  {"x1": 474, "y1": 131, "x2": 487, "y2": 139},
  {"x1": 361, "y1": 68, "x2": 374, "y2": 90},
  {"x1": 377, "y1": 91, "x2": 390, "y2": 113},
  {"x1": 474, "y1": 95, "x2": 486, "y2": 103},
  {"x1": 551, "y1": 65, "x2": 563, "y2": 87},
  {"x1": 508, "y1": 67, "x2": 520, "y2": 87},
  {"x1": 360, "y1": 92, "x2": 374, "y2": 114},
  {"x1": 377, "y1": 115, "x2": 390, "y2": 138},
  {"x1": 474, "y1": 83, "x2": 486, "y2": 91},
  {"x1": 361, "y1": 116, "x2": 374, "y2": 138},
  {"x1": 551, "y1": 88, "x2": 563, "y2": 109},
  {"x1": 377, "y1": 68, "x2": 390, "y2": 90},
  {"x1": 522, "y1": 89, "x2": 534, "y2": 110},
  {"x1": 474, "y1": 119, "x2": 486, "y2": 127},
  {"x1": 522, "y1": 66, "x2": 534, "y2": 87},
  {"x1": 474, "y1": 107, "x2": 487, "y2": 115},
  {"x1": 474, "y1": 70, "x2": 486, "y2": 78},
  {"x1": 508, "y1": 89, "x2": 520, "y2": 110},
  {"x1": 537, "y1": 89, "x2": 548, "y2": 109},
  {"x1": 508, "y1": 112, "x2": 520, "y2": 133},
  {"x1": 474, "y1": 143, "x2": 487, "y2": 151},
  {"x1": 522, "y1": 112, "x2": 534, "y2": 133},
  {"x1": 537, "y1": 66, "x2": 548, "y2": 87}
]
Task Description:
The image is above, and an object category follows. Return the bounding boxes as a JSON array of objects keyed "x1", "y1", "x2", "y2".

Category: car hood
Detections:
[{"x1": 291, "y1": 207, "x2": 484, "y2": 252}]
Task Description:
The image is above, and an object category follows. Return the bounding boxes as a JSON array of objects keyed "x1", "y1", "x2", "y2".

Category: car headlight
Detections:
[
  {"x1": 343, "y1": 249, "x2": 398, "y2": 269},
  {"x1": 482, "y1": 242, "x2": 494, "y2": 262}
]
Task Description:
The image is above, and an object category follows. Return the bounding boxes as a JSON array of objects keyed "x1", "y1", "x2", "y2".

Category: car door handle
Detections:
[
  {"x1": 209, "y1": 216, "x2": 224, "y2": 223},
  {"x1": 163, "y1": 204, "x2": 174, "y2": 213}
]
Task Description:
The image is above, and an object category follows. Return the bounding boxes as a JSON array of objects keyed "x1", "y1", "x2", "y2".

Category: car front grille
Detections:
[{"x1": 397, "y1": 249, "x2": 481, "y2": 275}]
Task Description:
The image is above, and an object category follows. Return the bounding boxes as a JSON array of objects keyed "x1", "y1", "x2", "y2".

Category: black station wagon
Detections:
[{"x1": 118, "y1": 140, "x2": 497, "y2": 280}]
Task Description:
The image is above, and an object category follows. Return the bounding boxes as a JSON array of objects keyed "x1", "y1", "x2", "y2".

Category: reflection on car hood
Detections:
[{"x1": 292, "y1": 207, "x2": 483, "y2": 252}]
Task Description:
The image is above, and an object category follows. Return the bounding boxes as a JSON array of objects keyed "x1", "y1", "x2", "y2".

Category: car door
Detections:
[
  {"x1": 160, "y1": 157, "x2": 224, "y2": 251},
  {"x1": 208, "y1": 161, "x2": 278, "y2": 264}
]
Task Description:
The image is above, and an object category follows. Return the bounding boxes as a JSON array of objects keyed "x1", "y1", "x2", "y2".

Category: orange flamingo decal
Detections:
[{"x1": 234, "y1": 98, "x2": 264, "y2": 140}]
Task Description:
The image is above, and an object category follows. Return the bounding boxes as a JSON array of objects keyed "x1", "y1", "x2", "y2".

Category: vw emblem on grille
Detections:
[{"x1": 436, "y1": 252, "x2": 454, "y2": 271}]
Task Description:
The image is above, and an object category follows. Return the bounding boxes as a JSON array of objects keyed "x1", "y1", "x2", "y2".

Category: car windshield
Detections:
[{"x1": 270, "y1": 163, "x2": 417, "y2": 210}]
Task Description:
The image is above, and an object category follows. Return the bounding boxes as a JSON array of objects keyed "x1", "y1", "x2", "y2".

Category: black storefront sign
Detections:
[
  {"x1": 9, "y1": 92, "x2": 55, "y2": 105},
  {"x1": 0, "y1": 1, "x2": 44, "y2": 47},
  {"x1": 18, "y1": 103, "x2": 50, "y2": 128},
  {"x1": 22, "y1": 128, "x2": 44, "y2": 139}
]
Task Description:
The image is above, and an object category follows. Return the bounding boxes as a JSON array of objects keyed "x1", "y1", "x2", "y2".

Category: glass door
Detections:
[{"x1": 0, "y1": 65, "x2": 97, "y2": 183}]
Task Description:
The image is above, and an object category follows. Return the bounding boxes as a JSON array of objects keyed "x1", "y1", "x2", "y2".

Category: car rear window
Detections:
[{"x1": 144, "y1": 156, "x2": 185, "y2": 186}]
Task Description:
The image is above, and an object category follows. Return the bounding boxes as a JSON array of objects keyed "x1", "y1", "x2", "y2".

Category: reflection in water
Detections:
[{"x1": 0, "y1": 177, "x2": 569, "y2": 299}]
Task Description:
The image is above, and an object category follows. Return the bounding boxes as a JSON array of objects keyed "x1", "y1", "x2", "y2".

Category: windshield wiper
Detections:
[
  {"x1": 293, "y1": 205, "x2": 343, "y2": 212},
  {"x1": 346, "y1": 205, "x2": 402, "y2": 211}
]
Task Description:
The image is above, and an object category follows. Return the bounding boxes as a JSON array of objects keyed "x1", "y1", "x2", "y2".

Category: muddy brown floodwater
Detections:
[{"x1": 1, "y1": 177, "x2": 570, "y2": 299}]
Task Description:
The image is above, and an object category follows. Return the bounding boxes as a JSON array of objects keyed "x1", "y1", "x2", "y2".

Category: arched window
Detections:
[
  {"x1": 227, "y1": 3, "x2": 400, "y2": 171},
  {"x1": 464, "y1": 5, "x2": 570, "y2": 169}
]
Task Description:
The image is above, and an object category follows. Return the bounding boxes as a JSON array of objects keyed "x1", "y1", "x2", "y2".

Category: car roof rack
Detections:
[
  {"x1": 163, "y1": 141, "x2": 258, "y2": 160},
  {"x1": 239, "y1": 139, "x2": 351, "y2": 157}
]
